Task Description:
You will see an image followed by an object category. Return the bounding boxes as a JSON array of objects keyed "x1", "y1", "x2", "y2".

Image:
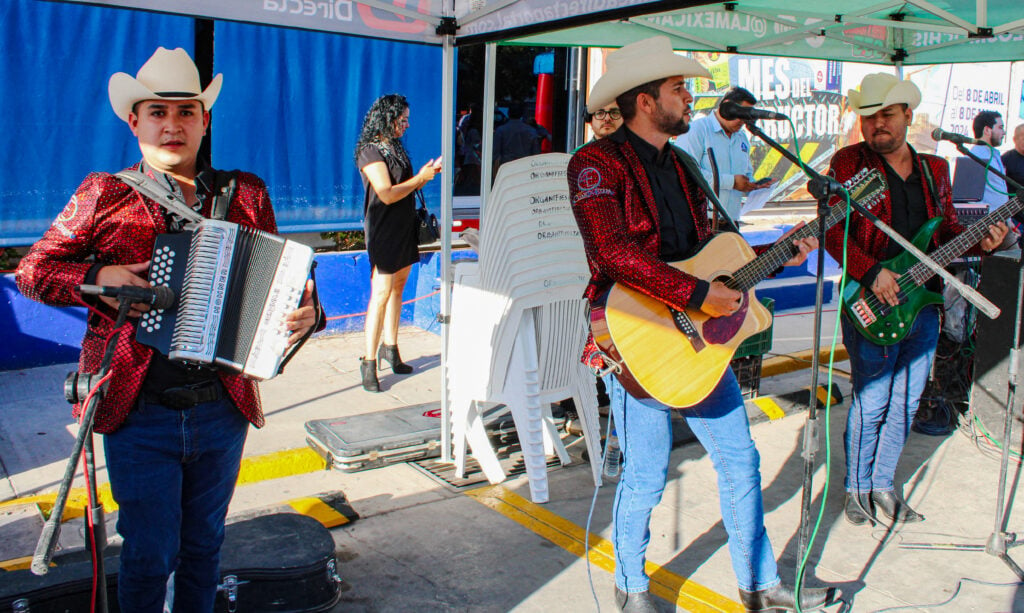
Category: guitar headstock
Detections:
[{"x1": 841, "y1": 168, "x2": 887, "y2": 211}]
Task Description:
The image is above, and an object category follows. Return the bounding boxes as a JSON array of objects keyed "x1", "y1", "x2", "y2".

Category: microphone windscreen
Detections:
[{"x1": 152, "y1": 285, "x2": 176, "y2": 310}]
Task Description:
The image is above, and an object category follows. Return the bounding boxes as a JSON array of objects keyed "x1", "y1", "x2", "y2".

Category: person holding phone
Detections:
[
  {"x1": 677, "y1": 86, "x2": 775, "y2": 223},
  {"x1": 355, "y1": 93, "x2": 441, "y2": 392}
]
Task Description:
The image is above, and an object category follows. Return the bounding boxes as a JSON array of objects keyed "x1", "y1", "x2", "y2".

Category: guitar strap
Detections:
[
  {"x1": 918, "y1": 156, "x2": 939, "y2": 210},
  {"x1": 671, "y1": 145, "x2": 741, "y2": 234}
]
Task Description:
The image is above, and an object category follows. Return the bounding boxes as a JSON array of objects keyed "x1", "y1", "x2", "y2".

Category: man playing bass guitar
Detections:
[{"x1": 824, "y1": 73, "x2": 1008, "y2": 527}]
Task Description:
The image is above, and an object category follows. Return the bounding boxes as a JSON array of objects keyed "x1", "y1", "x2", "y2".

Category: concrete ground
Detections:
[{"x1": 3, "y1": 299, "x2": 1024, "y2": 611}]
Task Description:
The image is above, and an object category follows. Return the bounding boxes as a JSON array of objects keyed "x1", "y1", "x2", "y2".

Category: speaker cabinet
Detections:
[{"x1": 971, "y1": 250, "x2": 1024, "y2": 447}]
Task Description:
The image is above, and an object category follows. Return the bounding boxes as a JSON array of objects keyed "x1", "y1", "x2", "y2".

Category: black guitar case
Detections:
[{"x1": 0, "y1": 513, "x2": 342, "y2": 612}]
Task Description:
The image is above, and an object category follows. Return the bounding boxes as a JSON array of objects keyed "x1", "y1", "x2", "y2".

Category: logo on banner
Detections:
[{"x1": 357, "y1": 0, "x2": 430, "y2": 34}]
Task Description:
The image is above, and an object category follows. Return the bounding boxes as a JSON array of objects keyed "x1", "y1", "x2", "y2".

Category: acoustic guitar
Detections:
[{"x1": 593, "y1": 168, "x2": 886, "y2": 408}]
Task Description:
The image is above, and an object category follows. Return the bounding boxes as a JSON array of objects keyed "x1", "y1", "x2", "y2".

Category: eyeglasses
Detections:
[{"x1": 593, "y1": 109, "x2": 622, "y2": 120}]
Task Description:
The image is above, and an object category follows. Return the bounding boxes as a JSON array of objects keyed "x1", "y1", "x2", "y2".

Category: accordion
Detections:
[{"x1": 136, "y1": 219, "x2": 314, "y2": 380}]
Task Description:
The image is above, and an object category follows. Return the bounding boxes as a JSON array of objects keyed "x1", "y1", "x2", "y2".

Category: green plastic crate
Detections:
[{"x1": 733, "y1": 296, "x2": 774, "y2": 359}]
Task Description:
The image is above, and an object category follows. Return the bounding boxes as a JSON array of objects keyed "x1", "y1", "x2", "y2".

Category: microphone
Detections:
[
  {"x1": 719, "y1": 100, "x2": 789, "y2": 121},
  {"x1": 931, "y1": 128, "x2": 986, "y2": 146},
  {"x1": 78, "y1": 284, "x2": 176, "y2": 310}
]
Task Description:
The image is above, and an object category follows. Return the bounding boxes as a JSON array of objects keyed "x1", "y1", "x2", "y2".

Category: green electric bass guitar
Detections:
[{"x1": 842, "y1": 192, "x2": 1024, "y2": 345}]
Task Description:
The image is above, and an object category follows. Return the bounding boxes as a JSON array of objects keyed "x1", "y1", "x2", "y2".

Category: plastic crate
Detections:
[
  {"x1": 730, "y1": 354, "x2": 763, "y2": 400},
  {"x1": 734, "y1": 296, "x2": 774, "y2": 359}
]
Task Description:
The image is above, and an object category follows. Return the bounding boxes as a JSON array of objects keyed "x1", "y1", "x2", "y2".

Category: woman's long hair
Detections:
[{"x1": 354, "y1": 93, "x2": 410, "y2": 166}]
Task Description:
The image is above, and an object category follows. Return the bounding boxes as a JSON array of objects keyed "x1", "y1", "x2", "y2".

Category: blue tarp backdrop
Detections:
[{"x1": 0, "y1": 0, "x2": 443, "y2": 246}]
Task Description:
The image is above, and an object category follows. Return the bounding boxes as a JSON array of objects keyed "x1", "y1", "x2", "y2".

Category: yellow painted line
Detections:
[
  {"x1": 287, "y1": 495, "x2": 353, "y2": 528},
  {"x1": 0, "y1": 555, "x2": 33, "y2": 571},
  {"x1": 236, "y1": 447, "x2": 326, "y2": 486},
  {"x1": 760, "y1": 346, "x2": 848, "y2": 378},
  {"x1": 1, "y1": 447, "x2": 327, "y2": 519},
  {"x1": 752, "y1": 397, "x2": 786, "y2": 420},
  {"x1": 466, "y1": 485, "x2": 744, "y2": 613}
]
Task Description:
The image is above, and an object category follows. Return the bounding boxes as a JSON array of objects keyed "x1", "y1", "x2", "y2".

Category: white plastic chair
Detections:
[{"x1": 447, "y1": 154, "x2": 603, "y2": 502}]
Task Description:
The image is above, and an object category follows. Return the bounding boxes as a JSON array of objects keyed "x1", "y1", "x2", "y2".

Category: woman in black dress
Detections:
[{"x1": 355, "y1": 94, "x2": 441, "y2": 392}]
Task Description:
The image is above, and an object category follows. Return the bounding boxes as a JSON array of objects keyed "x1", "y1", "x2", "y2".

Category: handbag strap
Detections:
[{"x1": 415, "y1": 189, "x2": 427, "y2": 210}]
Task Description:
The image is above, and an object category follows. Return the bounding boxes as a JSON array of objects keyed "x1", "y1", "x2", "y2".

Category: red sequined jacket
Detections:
[
  {"x1": 16, "y1": 163, "x2": 277, "y2": 433},
  {"x1": 824, "y1": 142, "x2": 974, "y2": 288},
  {"x1": 568, "y1": 129, "x2": 770, "y2": 365}
]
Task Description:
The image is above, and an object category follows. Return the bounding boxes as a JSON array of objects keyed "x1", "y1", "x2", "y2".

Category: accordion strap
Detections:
[
  {"x1": 277, "y1": 261, "x2": 323, "y2": 375},
  {"x1": 115, "y1": 169, "x2": 204, "y2": 224}
]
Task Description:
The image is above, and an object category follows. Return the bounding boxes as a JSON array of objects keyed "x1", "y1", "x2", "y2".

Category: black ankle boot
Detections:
[
  {"x1": 360, "y1": 358, "x2": 380, "y2": 392},
  {"x1": 378, "y1": 344, "x2": 413, "y2": 374},
  {"x1": 739, "y1": 583, "x2": 836, "y2": 612},
  {"x1": 845, "y1": 492, "x2": 875, "y2": 526},
  {"x1": 871, "y1": 489, "x2": 924, "y2": 523},
  {"x1": 614, "y1": 587, "x2": 662, "y2": 612}
]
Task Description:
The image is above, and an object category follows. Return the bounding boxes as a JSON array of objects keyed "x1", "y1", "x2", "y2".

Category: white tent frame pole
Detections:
[
  {"x1": 627, "y1": 18, "x2": 728, "y2": 51},
  {"x1": 480, "y1": 42, "x2": 498, "y2": 214},
  {"x1": 977, "y1": 0, "x2": 987, "y2": 28},
  {"x1": 904, "y1": 0, "x2": 979, "y2": 32},
  {"x1": 440, "y1": 16, "x2": 456, "y2": 463}
]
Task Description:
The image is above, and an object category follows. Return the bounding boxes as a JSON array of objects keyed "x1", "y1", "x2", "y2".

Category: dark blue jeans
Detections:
[
  {"x1": 842, "y1": 305, "x2": 939, "y2": 493},
  {"x1": 104, "y1": 391, "x2": 249, "y2": 613}
]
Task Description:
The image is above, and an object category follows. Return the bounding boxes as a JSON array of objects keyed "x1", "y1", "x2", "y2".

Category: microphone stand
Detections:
[
  {"x1": 30, "y1": 295, "x2": 136, "y2": 613},
  {"x1": 903, "y1": 144, "x2": 1024, "y2": 579},
  {"x1": 744, "y1": 122, "x2": 849, "y2": 575}
]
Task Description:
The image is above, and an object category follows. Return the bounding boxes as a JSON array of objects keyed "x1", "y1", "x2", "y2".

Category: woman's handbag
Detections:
[{"x1": 416, "y1": 191, "x2": 440, "y2": 245}]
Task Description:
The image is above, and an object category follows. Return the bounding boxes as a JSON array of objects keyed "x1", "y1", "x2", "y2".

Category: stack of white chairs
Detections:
[{"x1": 447, "y1": 153, "x2": 603, "y2": 503}]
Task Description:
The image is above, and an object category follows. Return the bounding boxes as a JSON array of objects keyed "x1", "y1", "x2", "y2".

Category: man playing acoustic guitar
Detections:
[
  {"x1": 568, "y1": 37, "x2": 831, "y2": 613},
  {"x1": 824, "y1": 73, "x2": 1008, "y2": 527}
]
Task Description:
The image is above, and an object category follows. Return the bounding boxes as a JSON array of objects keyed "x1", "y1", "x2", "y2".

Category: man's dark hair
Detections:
[
  {"x1": 973, "y1": 110, "x2": 1002, "y2": 138},
  {"x1": 615, "y1": 78, "x2": 668, "y2": 121},
  {"x1": 508, "y1": 102, "x2": 525, "y2": 119},
  {"x1": 720, "y1": 87, "x2": 757, "y2": 107}
]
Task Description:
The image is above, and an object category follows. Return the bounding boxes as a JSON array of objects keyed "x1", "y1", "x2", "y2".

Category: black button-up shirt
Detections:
[
  {"x1": 880, "y1": 155, "x2": 940, "y2": 293},
  {"x1": 624, "y1": 127, "x2": 708, "y2": 307}
]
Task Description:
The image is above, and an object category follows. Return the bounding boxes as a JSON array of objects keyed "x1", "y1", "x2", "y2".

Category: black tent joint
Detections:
[
  {"x1": 969, "y1": 27, "x2": 995, "y2": 38},
  {"x1": 724, "y1": 2, "x2": 737, "y2": 11},
  {"x1": 436, "y1": 16, "x2": 458, "y2": 36},
  {"x1": 891, "y1": 48, "x2": 908, "y2": 62}
]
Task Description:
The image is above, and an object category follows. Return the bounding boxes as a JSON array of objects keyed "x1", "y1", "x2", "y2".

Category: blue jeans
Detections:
[
  {"x1": 608, "y1": 370, "x2": 779, "y2": 593},
  {"x1": 104, "y1": 390, "x2": 249, "y2": 613},
  {"x1": 841, "y1": 305, "x2": 939, "y2": 493}
]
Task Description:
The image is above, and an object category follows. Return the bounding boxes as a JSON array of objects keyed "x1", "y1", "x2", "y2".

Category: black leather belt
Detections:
[{"x1": 146, "y1": 380, "x2": 223, "y2": 410}]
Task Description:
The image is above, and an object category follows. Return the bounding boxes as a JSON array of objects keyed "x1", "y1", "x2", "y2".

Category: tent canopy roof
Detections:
[{"x1": 505, "y1": 1, "x2": 1024, "y2": 65}]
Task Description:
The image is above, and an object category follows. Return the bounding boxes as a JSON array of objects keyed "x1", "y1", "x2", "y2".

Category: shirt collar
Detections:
[{"x1": 624, "y1": 126, "x2": 673, "y2": 166}]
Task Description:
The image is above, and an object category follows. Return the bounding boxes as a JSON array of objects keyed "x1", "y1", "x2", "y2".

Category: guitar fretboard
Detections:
[{"x1": 903, "y1": 196, "x2": 1024, "y2": 288}]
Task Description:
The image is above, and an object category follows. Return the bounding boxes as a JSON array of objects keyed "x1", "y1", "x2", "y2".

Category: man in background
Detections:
[
  {"x1": 677, "y1": 86, "x2": 774, "y2": 222},
  {"x1": 585, "y1": 103, "x2": 623, "y2": 142},
  {"x1": 970, "y1": 110, "x2": 1007, "y2": 206},
  {"x1": 1002, "y1": 123, "x2": 1024, "y2": 190},
  {"x1": 493, "y1": 102, "x2": 541, "y2": 168}
]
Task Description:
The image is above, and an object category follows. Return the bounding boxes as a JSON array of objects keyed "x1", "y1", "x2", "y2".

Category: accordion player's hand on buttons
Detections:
[{"x1": 285, "y1": 279, "x2": 317, "y2": 347}]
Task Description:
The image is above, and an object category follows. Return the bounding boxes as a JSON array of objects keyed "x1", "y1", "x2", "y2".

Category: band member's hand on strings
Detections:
[
  {"x1": 285, "y1": 279, "x2": 318, "y2": 346},
  {"x1": 980, "y1": 221, "x2": 1010, "y2": 253},
  {"x1": 778, "y1": 221, "x2": 818, "y2": 267},
  {"x1": 871, "y1": 268, "x2": 902, "y2": 306},
  {"x1": 701, "y1": 281, "x2": 744, "y2": 318},
  {"x1": 95, "y1": 260, "x2": 151, "y2": 317}
]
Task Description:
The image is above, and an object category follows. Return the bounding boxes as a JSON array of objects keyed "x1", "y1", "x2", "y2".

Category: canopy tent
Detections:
[{"x1": 43, "y1": 0, "x2": 1024, "y2": 463}]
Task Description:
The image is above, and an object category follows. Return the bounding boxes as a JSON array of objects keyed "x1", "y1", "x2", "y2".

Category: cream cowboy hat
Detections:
[
  {"x1": 847, "y1": 73, "x2": 921, "y2": 116},
  {"x1": 587, "y1": 36, "x2": 711, "y2": 113},
  {"x1": 108, "y1": 47, "x2": 222, "y2": 123}
]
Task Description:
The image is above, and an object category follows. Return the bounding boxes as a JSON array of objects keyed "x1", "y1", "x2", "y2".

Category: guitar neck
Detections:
[
  {"x1": 903, "y1": 195, "x2": 1024, "y2": 287},
  {"x1": 728, "y1": 204, "x2": 844, "y2": 292}
]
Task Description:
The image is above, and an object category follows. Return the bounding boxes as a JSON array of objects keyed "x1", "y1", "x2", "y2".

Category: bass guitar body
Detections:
[
  {"x1": 840, "y1": 217, "x2": 944, "y2": 346},
  {"x1": 600, "y1": 232, "x2": 772, "y2": 408}
]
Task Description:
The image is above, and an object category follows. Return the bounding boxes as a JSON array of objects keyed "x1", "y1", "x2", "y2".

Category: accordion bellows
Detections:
[{"x1": 137, "y1": 219, "x2": 314, "y2": 380}]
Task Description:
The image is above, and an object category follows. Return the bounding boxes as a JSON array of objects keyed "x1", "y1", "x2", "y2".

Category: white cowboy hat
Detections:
[
  {"x1": 587, "y1": 36, "x2": 711, "y2": 113},
  {"x1": 847, "y1": 73, "x2": 921, "y2": 116},
  {"x1": 108, "y1": 47, "x2": 222, "y2": 123}
]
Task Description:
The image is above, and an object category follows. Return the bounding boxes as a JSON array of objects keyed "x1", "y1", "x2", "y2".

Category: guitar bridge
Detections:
[{"x1": 851, "y1": 299, "x2": 877, "y2": 327}]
